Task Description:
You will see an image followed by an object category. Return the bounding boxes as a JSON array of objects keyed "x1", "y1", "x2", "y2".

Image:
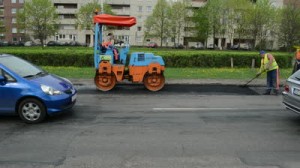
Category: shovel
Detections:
[{"x1": 240, "y1": 72, "x2": 262, "y2": 87}]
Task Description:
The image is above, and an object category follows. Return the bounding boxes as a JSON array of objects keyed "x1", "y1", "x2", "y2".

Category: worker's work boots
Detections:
[
  {"x1": 263, "y1": 90, "x2": 271, "y2": 95},
  {"x1": 263, "y1": 89, "x2": 278, "y2": 95},
  {"x1": 273, "y1": 89, "x2": 278, "y2": 95}
]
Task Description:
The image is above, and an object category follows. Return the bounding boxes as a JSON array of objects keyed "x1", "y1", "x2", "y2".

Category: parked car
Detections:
[
  {"x1": 24, "y1": 41, "x2": 38, "y2": 47},
  {"x1": 0, "y1": 41, "x2": 9, "y2": 46},
  {"x1": 230, "y1": 44, "x2": 239, "y2": 50},
  {"x1": 239, "y1": 43, "x2": 252, "y2": 50},
  {"x1": 0, "y1": 54, "x2": 77, "y2": 123},
  {"x1": 282, "y1": 70, "x2": 300, "y2": 114},
  {"x1": 147, "y1": 42, "x2": 158, "y2": 48},
  {"x1": 68, "y1": 41, "x2": 88, "y2": 47},
  {"x1": 190, "y1": 42, "x2": 204, "y2": 50},
  {"x1": 207, "y1": 44, "x2": 219, "y2": 50},
  {"x1": 173, "y1": 43, "x2": 184, "y2": 49},
  {"x1": 10, "y1": 41, "x2": 24, "y2": 46},
  {"x1": 230, "y1": 43, "x2": 252, "y2": 50},
  {"x1": 47, "y1": 41, "x2": 62, "y2": 46}
]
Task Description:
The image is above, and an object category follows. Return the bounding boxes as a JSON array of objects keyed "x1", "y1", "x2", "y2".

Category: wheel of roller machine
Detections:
[
  {"x1": 94, "y1": 73, "x2": 117, "y2": 91},
  {"x1": 143, "y1": 73, "x2": 165, "y2": 91}
]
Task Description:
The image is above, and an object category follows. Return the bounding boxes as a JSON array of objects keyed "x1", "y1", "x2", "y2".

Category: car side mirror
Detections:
[{"x1": 0, "y1": 75, "x2": 7, "y2": 85}]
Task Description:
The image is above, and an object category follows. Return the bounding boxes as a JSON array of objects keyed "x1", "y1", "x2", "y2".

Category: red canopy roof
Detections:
[{"x1": 93, "y1": 14, "x2": 136, "y2": 27}]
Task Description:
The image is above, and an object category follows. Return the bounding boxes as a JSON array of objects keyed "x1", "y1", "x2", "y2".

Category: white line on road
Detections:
[{"x1": 153, "y1": 107, "x2": 283, "y2": 111}]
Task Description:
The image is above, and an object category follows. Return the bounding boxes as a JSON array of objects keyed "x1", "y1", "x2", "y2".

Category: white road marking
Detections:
[{"x1": 153, "y1": 107, "x2": 283, "y2": 111}]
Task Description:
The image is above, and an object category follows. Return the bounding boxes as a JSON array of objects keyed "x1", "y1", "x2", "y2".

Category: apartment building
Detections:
[
  {"x1": 105, "y1": 0, "x2": 159, "y2": 46},
  {"x1": 51, "y1": 0, "x2": 208, "y2": 47},
  {"x1": 213, "y1": 0, "x2": 284, "y2": 50},
  {"x1": 51, "y1": 0, "x2": 300, "y2": 49},
  {"x1": 51, "y1": 0, "x2": 157, "y2": 46},
  {"x1": 0, "y1": 0, "x2": 288, "y2": 48},
  {"x1": 0, "y1": 0, "x2": 215, "y2": 46},
  {"x1": 51, "y1": 0, "x2": 91, "y2": 45},
  {"x1": 0, "y1": 0, "x2": 24, "y2": 43}
]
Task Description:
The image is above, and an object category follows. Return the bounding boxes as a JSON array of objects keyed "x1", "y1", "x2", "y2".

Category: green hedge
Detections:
[
  {"x1": 160, "y1": 51, "x2": 293, "y2": 68},
  {"x1": 0, "y1": 47, "x2": 294, "y2": 68}
]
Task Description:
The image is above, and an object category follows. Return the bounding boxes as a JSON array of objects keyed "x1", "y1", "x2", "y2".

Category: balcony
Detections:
[
  {"x1": 59, "y1": 19, "x2": 76, "y2": 25},
  {"x1": 106, "y1": 0, "x2": 130, "y2": 6},
  {"x1": 111, "y1": 8, "x2": 130, "y2": 16},
  {"x1": 191, "y1": 1, "x2": 206, "y2": 8},
  {"x1": 56, "y1": 8, "x2": 77, "y2": 14}
]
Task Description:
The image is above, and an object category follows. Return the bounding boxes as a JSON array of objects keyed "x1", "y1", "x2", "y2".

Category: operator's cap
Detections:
[{"x1": 259, "y1": 50, "x2": 266, "y2": 55}]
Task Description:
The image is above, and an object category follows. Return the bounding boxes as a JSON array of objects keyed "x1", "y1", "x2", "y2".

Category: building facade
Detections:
[
  {"x1": 0, "y1": 0, "x2": 24, "y2": 43},
  {"x1": 0, "y1": 0, "x2": 288, "y2": 49}
]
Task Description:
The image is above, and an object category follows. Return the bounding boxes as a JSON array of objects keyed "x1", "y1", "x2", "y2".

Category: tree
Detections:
[
  {"x1": 246, "y1": 0, "x2": 279, "y2": 50},
  {"x1": 144, "y1": 0, "x2": 170, "y2": 47},
  {"x1": 16, "y1": 0, "x2": 58, "y2": 46},
  {"x1": 168, "y1": 1, "x2": 191, "y2": 46},
  {"x1": 192, "y1": 0, "x2": 224, "y2": 47},
  {"x1": 205, "y1": 0, "x2": 224, "y2": 46},
  {"x1": 278, "y1": 0, "x2": 300, "y2": 52},
  {"x1": 224, "y1": 0, "x2": 252, "y2": 47},
  {"x1": 192, "y1": 6, "x2": 210, "y2": 45},
  {"x1": 76, "y1": 0, "x2": 114, "y2": 31}
]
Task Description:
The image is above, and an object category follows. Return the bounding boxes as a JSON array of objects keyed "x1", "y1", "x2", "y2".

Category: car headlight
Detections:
[{"x1": 41, "y1": 85, "x2": 62, "y2": 95}]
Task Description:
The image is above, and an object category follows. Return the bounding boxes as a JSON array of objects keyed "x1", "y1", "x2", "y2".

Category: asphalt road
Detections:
[{"x1": 0, "y1": 84, "x2": 299, "y2": 168}]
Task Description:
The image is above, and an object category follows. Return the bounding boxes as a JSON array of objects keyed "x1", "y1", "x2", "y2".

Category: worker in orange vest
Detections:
[
  {"x1": 292, "y1": 49, "x2": 300, "y2": 74},
  {"x1": 102, "y1": 33, "x2": 119, "y2": 62}
]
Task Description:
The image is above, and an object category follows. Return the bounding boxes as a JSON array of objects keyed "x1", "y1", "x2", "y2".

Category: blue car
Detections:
[{"x1": 0, "y1": 54, "x2": 77, "y2": 123}]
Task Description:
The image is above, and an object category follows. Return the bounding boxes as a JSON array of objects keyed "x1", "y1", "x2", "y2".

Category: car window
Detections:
[
  {"x1": 290, "y1": 70, "x2": 300, "y2": 80},
  {"x1": 0, "y1": 55, "x2": 47, "y2": 78},
  {"x1": 0, "y1": 68, "x2": 16, "y2": 82}
]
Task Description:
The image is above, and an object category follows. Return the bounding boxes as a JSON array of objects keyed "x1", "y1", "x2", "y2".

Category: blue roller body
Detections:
[{"x1": 129, "y1": 52, "x2": 165, "y2": 66}]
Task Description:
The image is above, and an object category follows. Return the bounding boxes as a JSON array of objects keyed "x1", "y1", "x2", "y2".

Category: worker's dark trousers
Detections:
[
  {"x1": 266, "y1": 69, "x2": 278, "y2": 93},
  {"x1": 292, "y1": 60, "x2": 300, "y2": 74}
]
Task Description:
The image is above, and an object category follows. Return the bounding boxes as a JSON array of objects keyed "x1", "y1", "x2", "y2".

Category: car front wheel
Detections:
[{"x1": 18, "y1": 98, "x2": 47, "y2": 124}]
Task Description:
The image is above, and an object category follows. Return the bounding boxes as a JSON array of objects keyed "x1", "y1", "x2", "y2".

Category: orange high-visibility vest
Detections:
[
  {"x1": 102, "y1": 41, "x2": 112, "y2": 48},
  {"x1": 296, "y1": 50, "x2": 300, "y2": 60}
]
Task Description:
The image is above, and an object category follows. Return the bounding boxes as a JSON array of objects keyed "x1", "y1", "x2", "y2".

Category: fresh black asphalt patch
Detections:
[{"x1": 75, "y1": 84, "x2": 260, "y2": 95}]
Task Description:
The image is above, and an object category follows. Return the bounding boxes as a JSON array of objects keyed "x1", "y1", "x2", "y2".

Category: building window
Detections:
[
  {"x1": 12, "y1": 18, "x2": 16, "y2": 24},
  {"x1": 138, "y1": 6, "x2": 142, "y2": 12},
  {"x1": 11, "y1": 0, "x2": 16, "y2": 3},
  {"x1": 59, "y1": 34, "x2": 65, "y2": 39},
  {"x1": 19, "y1": 0, "x2": 24, "y2": 3},
  {"x1": 138, "y1": 16, "x2": 142, "y2": 22},
  {"x1": 11, "y1": 8, "x2": 17, "y2": 14},
  {"x1": 12, "y1": 28, "x2": 17, "y2": 33},
  {"x1": 137, "y1": 26, "x2": 142, "y2": 31},
  {"x1": 136, "y1": 36, "x2": 142, "y2": 43},
  {"x1": 147, "y1": 6, "x2": 152, "y2": 12}
]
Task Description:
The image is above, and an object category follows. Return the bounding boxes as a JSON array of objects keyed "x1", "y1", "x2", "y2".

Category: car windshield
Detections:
[{"x1": 0, "y1": 55, "x2": 47, "y2": 78}]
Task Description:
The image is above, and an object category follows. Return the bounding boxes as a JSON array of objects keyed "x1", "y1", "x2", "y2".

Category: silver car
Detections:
[{"x1": 282, "y1": 70, "x2": 300, "y2": 114}]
